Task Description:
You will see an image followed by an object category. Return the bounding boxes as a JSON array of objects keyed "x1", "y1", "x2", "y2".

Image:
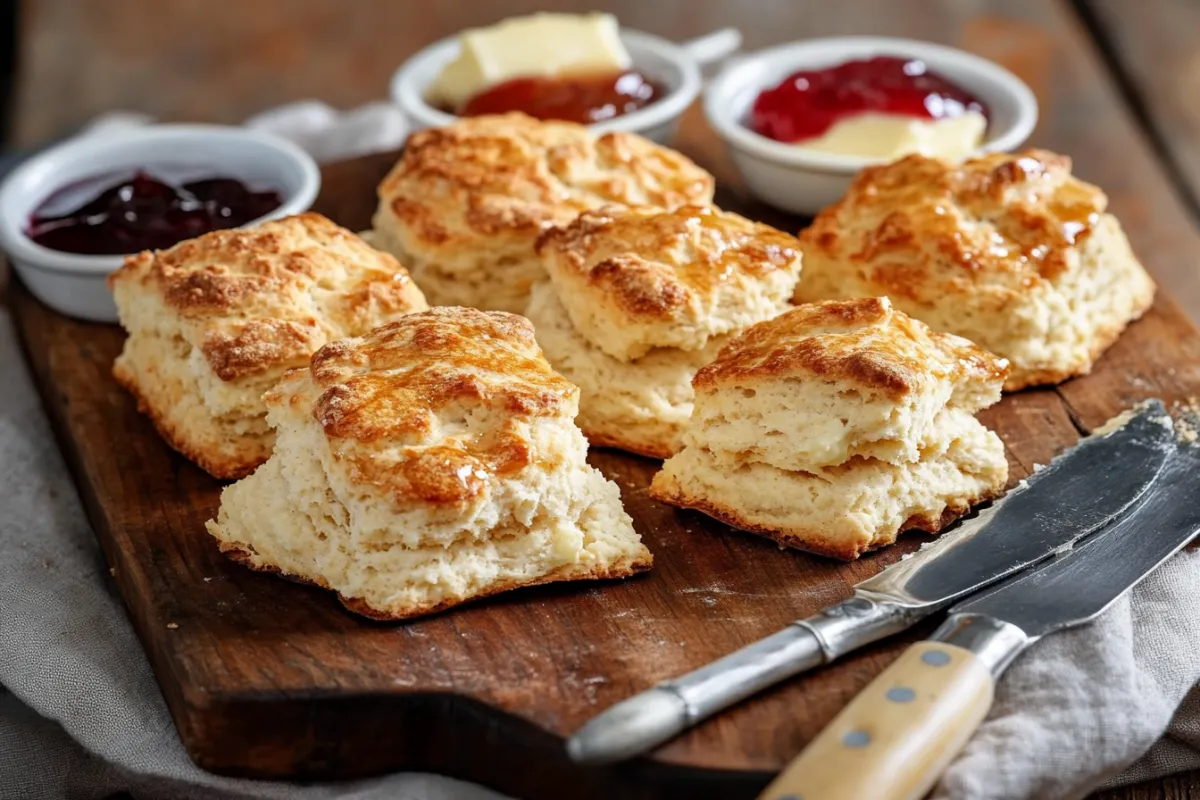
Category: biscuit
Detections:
[
  {"x1": 536, "y1": 205, "x2": 803, "y2": 361},
  {"x1": 109, "y1": 213, "x2": 428, "y2": 479},
  {"x1": 650, "y1": 298, "x2": 1009, "y2": 559},
  {"x1": 650, "y1": 410, "x2": 1007, "y2": 560},
  {"x1": 796, "y1": 149, "x2": 1156, "y2": 390},
  {"x1": 687, "y1": 296, "x2": 1007, "y2": 469},
  {"x1": 371, "y1": 113, "x2": 715, "y2": 313},
  {"x1": 525, "y1": 281, "x2": 726, "y2": 459},
  {"x1": 205, "y1": 307, "x2": 652, "y2": 620}
]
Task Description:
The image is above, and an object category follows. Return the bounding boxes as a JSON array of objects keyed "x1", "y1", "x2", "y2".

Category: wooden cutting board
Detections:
[
  {"x1": 11, "y1": 146, "x2": 1200, "y2": 800},
  {"x1": 16, "y1": 2, "x2": 1200, "y2": 783}
]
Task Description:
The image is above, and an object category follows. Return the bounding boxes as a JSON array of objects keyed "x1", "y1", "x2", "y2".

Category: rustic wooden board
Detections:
[{"x1": 11, "y1": 2, "x2": 1200, "y2": 799}]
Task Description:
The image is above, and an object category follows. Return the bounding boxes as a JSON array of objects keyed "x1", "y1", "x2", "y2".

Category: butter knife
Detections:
[
  {"x1": 569, "y1": 400, "x2": 1175, "y2": 764},
  {"x1": 759, "y1": 422, "x2": 1199, "y2": 800}
]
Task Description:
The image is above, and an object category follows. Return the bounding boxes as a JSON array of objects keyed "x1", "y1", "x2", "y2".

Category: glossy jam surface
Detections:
[
  {"x1": 28, "y1": 171, "x2": 283, "y2": 255},
  {"x1": 457, "y1": 70, "x2": 664, "y2": 124},
  {"x1": 750, "y1": 56, "x2": 989, "y2": 143}
]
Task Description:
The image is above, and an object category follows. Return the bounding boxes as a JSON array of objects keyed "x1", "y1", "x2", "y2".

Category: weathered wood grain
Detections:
[
  {"x1": 1083, "y1": 0, "x2": 1200, "y2": 221},
  {"x1": 10, "y1": 1, "x2": 1200, "y2": 798}
]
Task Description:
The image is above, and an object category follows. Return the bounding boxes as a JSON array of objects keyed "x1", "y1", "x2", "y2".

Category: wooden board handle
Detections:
[{"x1": 757, "y1": 641, "x2": 994, "y2": 800}]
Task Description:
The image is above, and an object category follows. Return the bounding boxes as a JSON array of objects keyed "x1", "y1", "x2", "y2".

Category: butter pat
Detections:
[
  {"x1": 428, "y1": 13, "x2": 632, "y2": 110},
  {"x1": 795, "y1": 111, "x2": 987, "y2": 161}
]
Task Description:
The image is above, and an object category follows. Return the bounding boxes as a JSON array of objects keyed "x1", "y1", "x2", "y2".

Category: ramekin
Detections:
[
  {"x1": 0, "y1": 124, "x2": 321, "y2": 322},
  {"x1": 390, "y1": 27, "x2": 741, "y2": 145},
  {"x1": 704, "y1": 37, "x2": 1039, "y2": 215}
]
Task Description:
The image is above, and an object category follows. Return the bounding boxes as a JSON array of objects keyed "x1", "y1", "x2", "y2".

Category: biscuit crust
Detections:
[
  {"x1": 525, "y1": 281, "x2": 724, "y2": 460},
  {"x1": 112, "y1": 357, "x2": 268, "y2": 479},
  {"x1": 652, "y1": 299, "x2": 1008, "y2": 558},
  {"x1": 650, "y1": 464, "x2": 991, "y2": 561},
  {"x1": 208, "y1": 306, "x2": 652, "y2": 620},
  {"x1": 109, "y1": 213, "x2": 428, "y2": 478},
  {"x1": 537, "y1": 205, "x2": 802, "y2": 360},
  {"x1": 797, "y1": 149, "x2": 1155, "y2": 390},
  {"x1": 694, "y1": 296, "x2": 1008, "y2": 399},
  {"x1": 651, "y1": 418, "x2": 1007, "y2": 560},
  {"x1": 221, "y1": 542, "x2": 651, "y2": 622},
  {"x1": 372, "y1": 113, "x2": 715, "y2": 312},
  {"x1": 294, "y1": 307, "x2": 578, "y2": 505}
]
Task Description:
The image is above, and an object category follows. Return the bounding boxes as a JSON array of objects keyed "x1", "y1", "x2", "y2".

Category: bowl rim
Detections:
[
  {"x1": 703, "y1": 35, "x2": 1039, "y2": 174},
  {"x1": 0, "y1": 123, "x2": 321, "y2": 275},
  {"x1": 390, "y1": 27, "x2": 702, "y2": 135}
]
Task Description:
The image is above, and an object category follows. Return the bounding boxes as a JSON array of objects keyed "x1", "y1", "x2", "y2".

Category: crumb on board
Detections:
[
  {"x1": 1173, "y1": 397, "x2": 1200, "y2": 444},
  {"x1": 203, "y1": 577, "x2": 212, "y2": 582},
  {"x1": 108, "y1": 567, "x2": 116, "y2": 578},
  {"x1": 166, "y1": 622, "x2": 179, "y2": 630}
]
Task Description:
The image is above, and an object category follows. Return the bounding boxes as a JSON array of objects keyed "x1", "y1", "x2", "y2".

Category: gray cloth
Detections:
[{"x1": 2, "y1": 300, "x2": 1200, "y2": 800}]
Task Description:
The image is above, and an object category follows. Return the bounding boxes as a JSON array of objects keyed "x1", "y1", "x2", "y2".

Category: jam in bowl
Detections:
[
  {"x1": 455, "y1": 70, "x2": 664, "y2": 125},
  {"x1": 751, "y1": 56, "x2": 989, "y2": 143},
  {"x1": 0, "y1": 123, "x2": 320, "y2": 322},
  {"x1": 28, "y1": 170, "x2": 283, "y2": 256},
  {"x1": 701, "y1": 36, "x2": 1038, "y2": 214},
  {"x1": 749, "y1": 55, "x2": 990, "y2": 161}
]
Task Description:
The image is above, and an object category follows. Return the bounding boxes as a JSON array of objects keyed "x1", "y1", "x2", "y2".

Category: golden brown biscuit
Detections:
[
  {"x1": 536, "y1": 204, "x2": 803, "y2": 361},
  {"x1": 525, "y1": 281, "x2": 727, "y2": 459},
  {"x1": 109, "y1": 213, "x2": 428, "y2": 479},
  {"x1": 372, "y1": 113, "x2": 715, "y2": 313},
  {"x1": 651, "y1": 298, "x2": 1008, "y2": 559},
  {"x1": 206, "y1": 307, "x2": 652, "y2": 620},
  {"x1": 796, "y1": 149, "x2": 1155, "y2": 390},
  {"x1": 689, "y1": 296, "x2": 1007, "y2": 469}
]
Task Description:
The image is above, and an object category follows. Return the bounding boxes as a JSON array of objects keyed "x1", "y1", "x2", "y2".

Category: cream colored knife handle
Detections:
[{"x1": 757, "y1": 642, "x2": 994, "y2": 800}]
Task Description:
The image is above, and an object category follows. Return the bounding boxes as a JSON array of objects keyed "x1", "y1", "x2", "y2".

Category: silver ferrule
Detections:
[
  {"x1": 670, "y1": 593, "x2": 924, "y2": 720},
  {"x1": 931, "y1": 613, "x2": 1032, "y2": 676}
]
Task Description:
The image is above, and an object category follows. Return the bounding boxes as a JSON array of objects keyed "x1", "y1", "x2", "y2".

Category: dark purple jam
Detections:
[{"x1": 27, "y1": 171, "x2": 283, "y2": 255}]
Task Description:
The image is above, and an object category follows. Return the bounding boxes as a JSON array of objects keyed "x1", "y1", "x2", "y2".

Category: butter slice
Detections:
[
  {"x1": 795, "y1": 111, "x2": 988, "y2": 162},
  {"x1": 428, "y1": 13, "x2": 632, "y2": 110}
]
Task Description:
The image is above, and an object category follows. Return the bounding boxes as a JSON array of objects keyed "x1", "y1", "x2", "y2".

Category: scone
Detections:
[
  {"x1": 109, "y1": 213, "x2": 428, "y2": 479},
  {"x1": 205, "y1": 307, "x2": 652, "y2": 620},
  {"x1": 526, "y1": 205, "x2": 804, "y2": 458},
  {"x1": 372, "y1": 112, "x2": 714, "y2": 313},
  {"x1": 651, "y1": 297, "x2": 1009, "y2": 559},
  {"x1": 796, "y1": 149, "x2": 1156, "y2": 391},
  {"x1": 526, "y1": 282, "x2": 727, "y2": 459}
]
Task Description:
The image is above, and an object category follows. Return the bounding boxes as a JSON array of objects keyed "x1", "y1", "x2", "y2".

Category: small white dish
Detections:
[
  {"x1": 0, "y1": 124, "x2": 321, "y2": 323},
  {"x1": 704, "y1": 36, "x2": 1039, "y2": 215},
  {"x1": 391, "y1": 27, "x2": 742, "y2": 145}
]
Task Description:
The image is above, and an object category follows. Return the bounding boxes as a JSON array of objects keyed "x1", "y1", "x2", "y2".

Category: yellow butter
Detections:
[
  {"x1": 428, "y1": 13, "x2": 632, "y2": 110},
  {"x1": 794, "y1": 111, "x2": 987, "y2": 161}
]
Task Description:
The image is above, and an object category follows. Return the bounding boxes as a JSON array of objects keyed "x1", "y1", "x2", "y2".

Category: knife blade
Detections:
[
  {"x1": 758, "y1": 425, "x2": 1200, "y2": 800},
  {"x1": 568, "y1": 400, "x2": 1176, "y2": 765}
]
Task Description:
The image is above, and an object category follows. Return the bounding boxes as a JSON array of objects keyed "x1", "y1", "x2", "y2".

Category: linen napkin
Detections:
[{"x1": 4, "y1": 105, "x2": 1200, "y2": 800}]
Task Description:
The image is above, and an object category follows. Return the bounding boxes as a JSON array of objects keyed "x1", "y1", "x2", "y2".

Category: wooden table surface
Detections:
[{"x1": 9, "y1": 1, "x2": 1200, "y2": 798}]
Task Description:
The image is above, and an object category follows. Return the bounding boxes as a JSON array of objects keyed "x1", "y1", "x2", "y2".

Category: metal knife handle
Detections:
[{"x1": 567, "y1": 594, "x2": 926, "y2": 765}]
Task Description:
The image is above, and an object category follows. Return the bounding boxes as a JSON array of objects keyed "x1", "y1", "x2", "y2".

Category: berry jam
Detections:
[
  {"x1": 458, "y1": 70, "x2": 663, "y2": 124},
  {"x1": 27, "y1": 171, "x2": 283, "y2": 255},
  {"x1": 750, "y1": 56, "x2": 989, "y2": 143}
]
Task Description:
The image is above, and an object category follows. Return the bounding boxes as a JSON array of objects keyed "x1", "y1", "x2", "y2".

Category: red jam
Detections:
[
  {"x1": 27, "y1": 171, "x2": 283, "y2": 255},
  {"x1": 750, "y1": 56, "x2": 989, "y2": 143},
  {"x1": 458, "y1": 70, "x2": 664, "y2": 124}
]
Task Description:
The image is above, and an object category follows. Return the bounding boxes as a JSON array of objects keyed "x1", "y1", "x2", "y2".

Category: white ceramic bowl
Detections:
[
  {"x1": 704, "y1": 36, "x2": 1039, "y2": 215},
  {"x1": 391, "y1": 28, "x2": 741, "y2": 145},
  {"x1": 0, "y1": 124, "x2": 321, "y2": 322}
]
